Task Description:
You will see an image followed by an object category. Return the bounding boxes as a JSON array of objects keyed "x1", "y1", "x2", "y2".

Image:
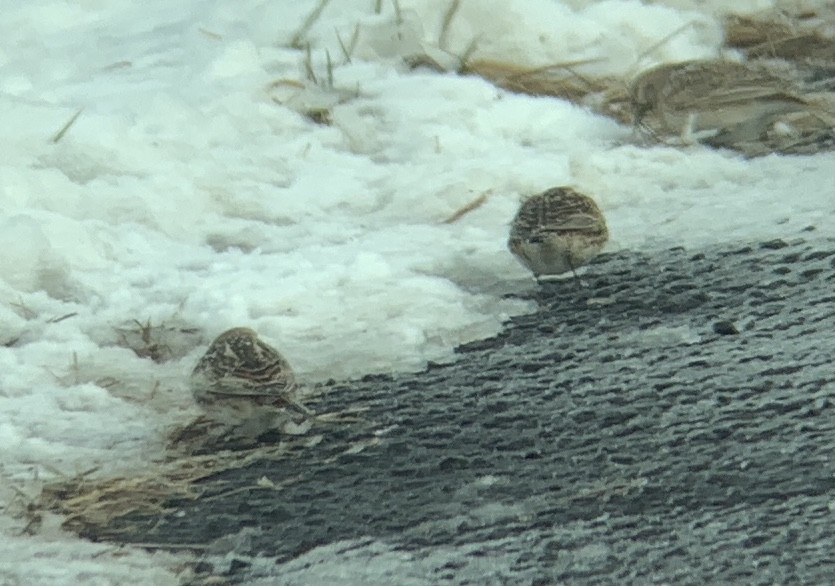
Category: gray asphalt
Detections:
[{"x1": 99, "y1": 233, "x2": 835, "y2": 585}]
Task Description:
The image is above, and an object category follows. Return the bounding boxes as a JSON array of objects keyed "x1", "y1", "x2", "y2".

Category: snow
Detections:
[{"x1": 0, "y1": 0, "x2": 832, "y2": 583}]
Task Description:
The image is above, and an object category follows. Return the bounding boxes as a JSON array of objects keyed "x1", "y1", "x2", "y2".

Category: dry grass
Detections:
[
  {"x1": 51, "y1": 108, "x2": 84, "y2": 143},
  {"x1": 32, "y1": 384, "x2": 373, "y2": 538},
  {"x1": 452, "y1": 9, "x2": 832, "y2": 145},
  {"x1": 113, "y1": 317, "x2": 201, "y2": 363},
  {"x1": 266, "y1": 77, "x2": 360, "y2": 127},
  {"x1": 4, "y1": 300, "x2": 77, "y2": 347},
  {"x1": 438, "y1": 0, "x2": 463, "y2": 52},
  {"x1": 465, "y1": 59, "x2": 607, "y2": 102},
  {"x1": 289, "y1": 0, "x2": 333, "y2": 49},
  {"x1": 49, "y1": 351, "x2": 120, "y2": 390},
  {"x1": 463, "y1": 59, "x2": 631, "y2": 124},
  {"x1": 746, "y1": 31, "x2": 835, "y2": 64},
  {"x1": 441, "y1": 190, "x2": 492, "y2": 224},
  {"x1": 725, "y1": 13, "x2": 797, "y2": 49},
  {"x1": 36, "y1": 442, "x2": 303, "y2": 537},
  {"x1": 449, "y1": 10, "x2": 833, "y2": 156},
  {"x1": 335, "y1": 23, "x2": 360, "y2": 64},
  {"x1": 451, "y1": 21, "x2": 697, "y2": 123},
  {"x1": 725, "y1": 12, "x2": 835, "y2": 64},
  {"x1": 35, "y1": 400, "x2": 372, "y2": 539}
]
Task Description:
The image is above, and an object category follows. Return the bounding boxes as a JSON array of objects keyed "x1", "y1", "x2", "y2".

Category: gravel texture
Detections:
[{"x1": 96, "y1": 235, "x2": 835, "y2": 585}]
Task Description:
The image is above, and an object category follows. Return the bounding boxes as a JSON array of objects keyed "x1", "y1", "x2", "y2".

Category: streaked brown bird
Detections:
[
  {"x1": 630, "y1": 59, "x2": 832, "y2": 152},
  {"x1": 190, "y1": 327, "x2": 310, "y2": 434},
  {"x1": 508, "y1": 187, "x2": 609, "y2": 279}
]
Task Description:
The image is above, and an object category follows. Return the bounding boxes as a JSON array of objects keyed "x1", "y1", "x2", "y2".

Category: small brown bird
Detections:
[
  {"x1": 508, "y1": 187, "x2": 609, "y2": 279},
  {"x1": 190, "y1": 327, "x2": 310, "y2": 435},
  {"x1": 630, "y1": 59, "x2": 827, "y2": 149}
]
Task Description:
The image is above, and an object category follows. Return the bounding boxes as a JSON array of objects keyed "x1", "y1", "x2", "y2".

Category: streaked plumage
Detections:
[
  {"x1": 508, "y1": 187, "x2": 608, "y2": 278},
  {"x1": 190, "y1": 327, "x2": 310, "y2": 429},
  {"x1": 630, "y1": 60, "x2": 821, "y2": 147}
]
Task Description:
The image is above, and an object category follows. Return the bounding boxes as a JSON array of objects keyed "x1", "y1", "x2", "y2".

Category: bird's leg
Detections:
[
  {"x1": 285, "y1": 396, "x2": 314, "y2": 416},
  {"x1": 568, "y1": 256, "x2": 589, "y2": 289},
  {"x1": 680, "y1": 111, "x2": 698, "y2": 144},
  {"x1": 534, "y1": 273, "x2": 555, "y2": 307}
]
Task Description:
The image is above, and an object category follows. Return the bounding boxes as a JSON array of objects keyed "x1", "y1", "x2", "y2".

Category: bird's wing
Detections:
[
  {"x1": 206, "y1": 374, "x2": 296, "y2": 397},
  {"x1": 689, "y1": 86, "x2": 804, "y2": 109},
  {"x1": 532, "y1": 212, "x2": 603, "y2": 234}
]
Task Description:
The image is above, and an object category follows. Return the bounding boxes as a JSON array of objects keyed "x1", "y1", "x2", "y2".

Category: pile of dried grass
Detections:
[
  {"x1": 725, "y1": 11, "x2": 835, "y2": 79},
  {"x1": 463, "y1": 59, "x2": 631, "y2": 124},
  {"x1": 35, "y1": 404, "x2": 365, "y2": 540},
  {"x1": 464, "y1": 59, "x2": 606, "y2": 102},
  {"x1": 36, "y1": 442, "x2": 299, "y2": 538}
]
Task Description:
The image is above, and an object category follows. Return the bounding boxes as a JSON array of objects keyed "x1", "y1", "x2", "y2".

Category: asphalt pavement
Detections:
[{"x1": 99, "y1": 233, "x2": 835, "y2": 585}]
